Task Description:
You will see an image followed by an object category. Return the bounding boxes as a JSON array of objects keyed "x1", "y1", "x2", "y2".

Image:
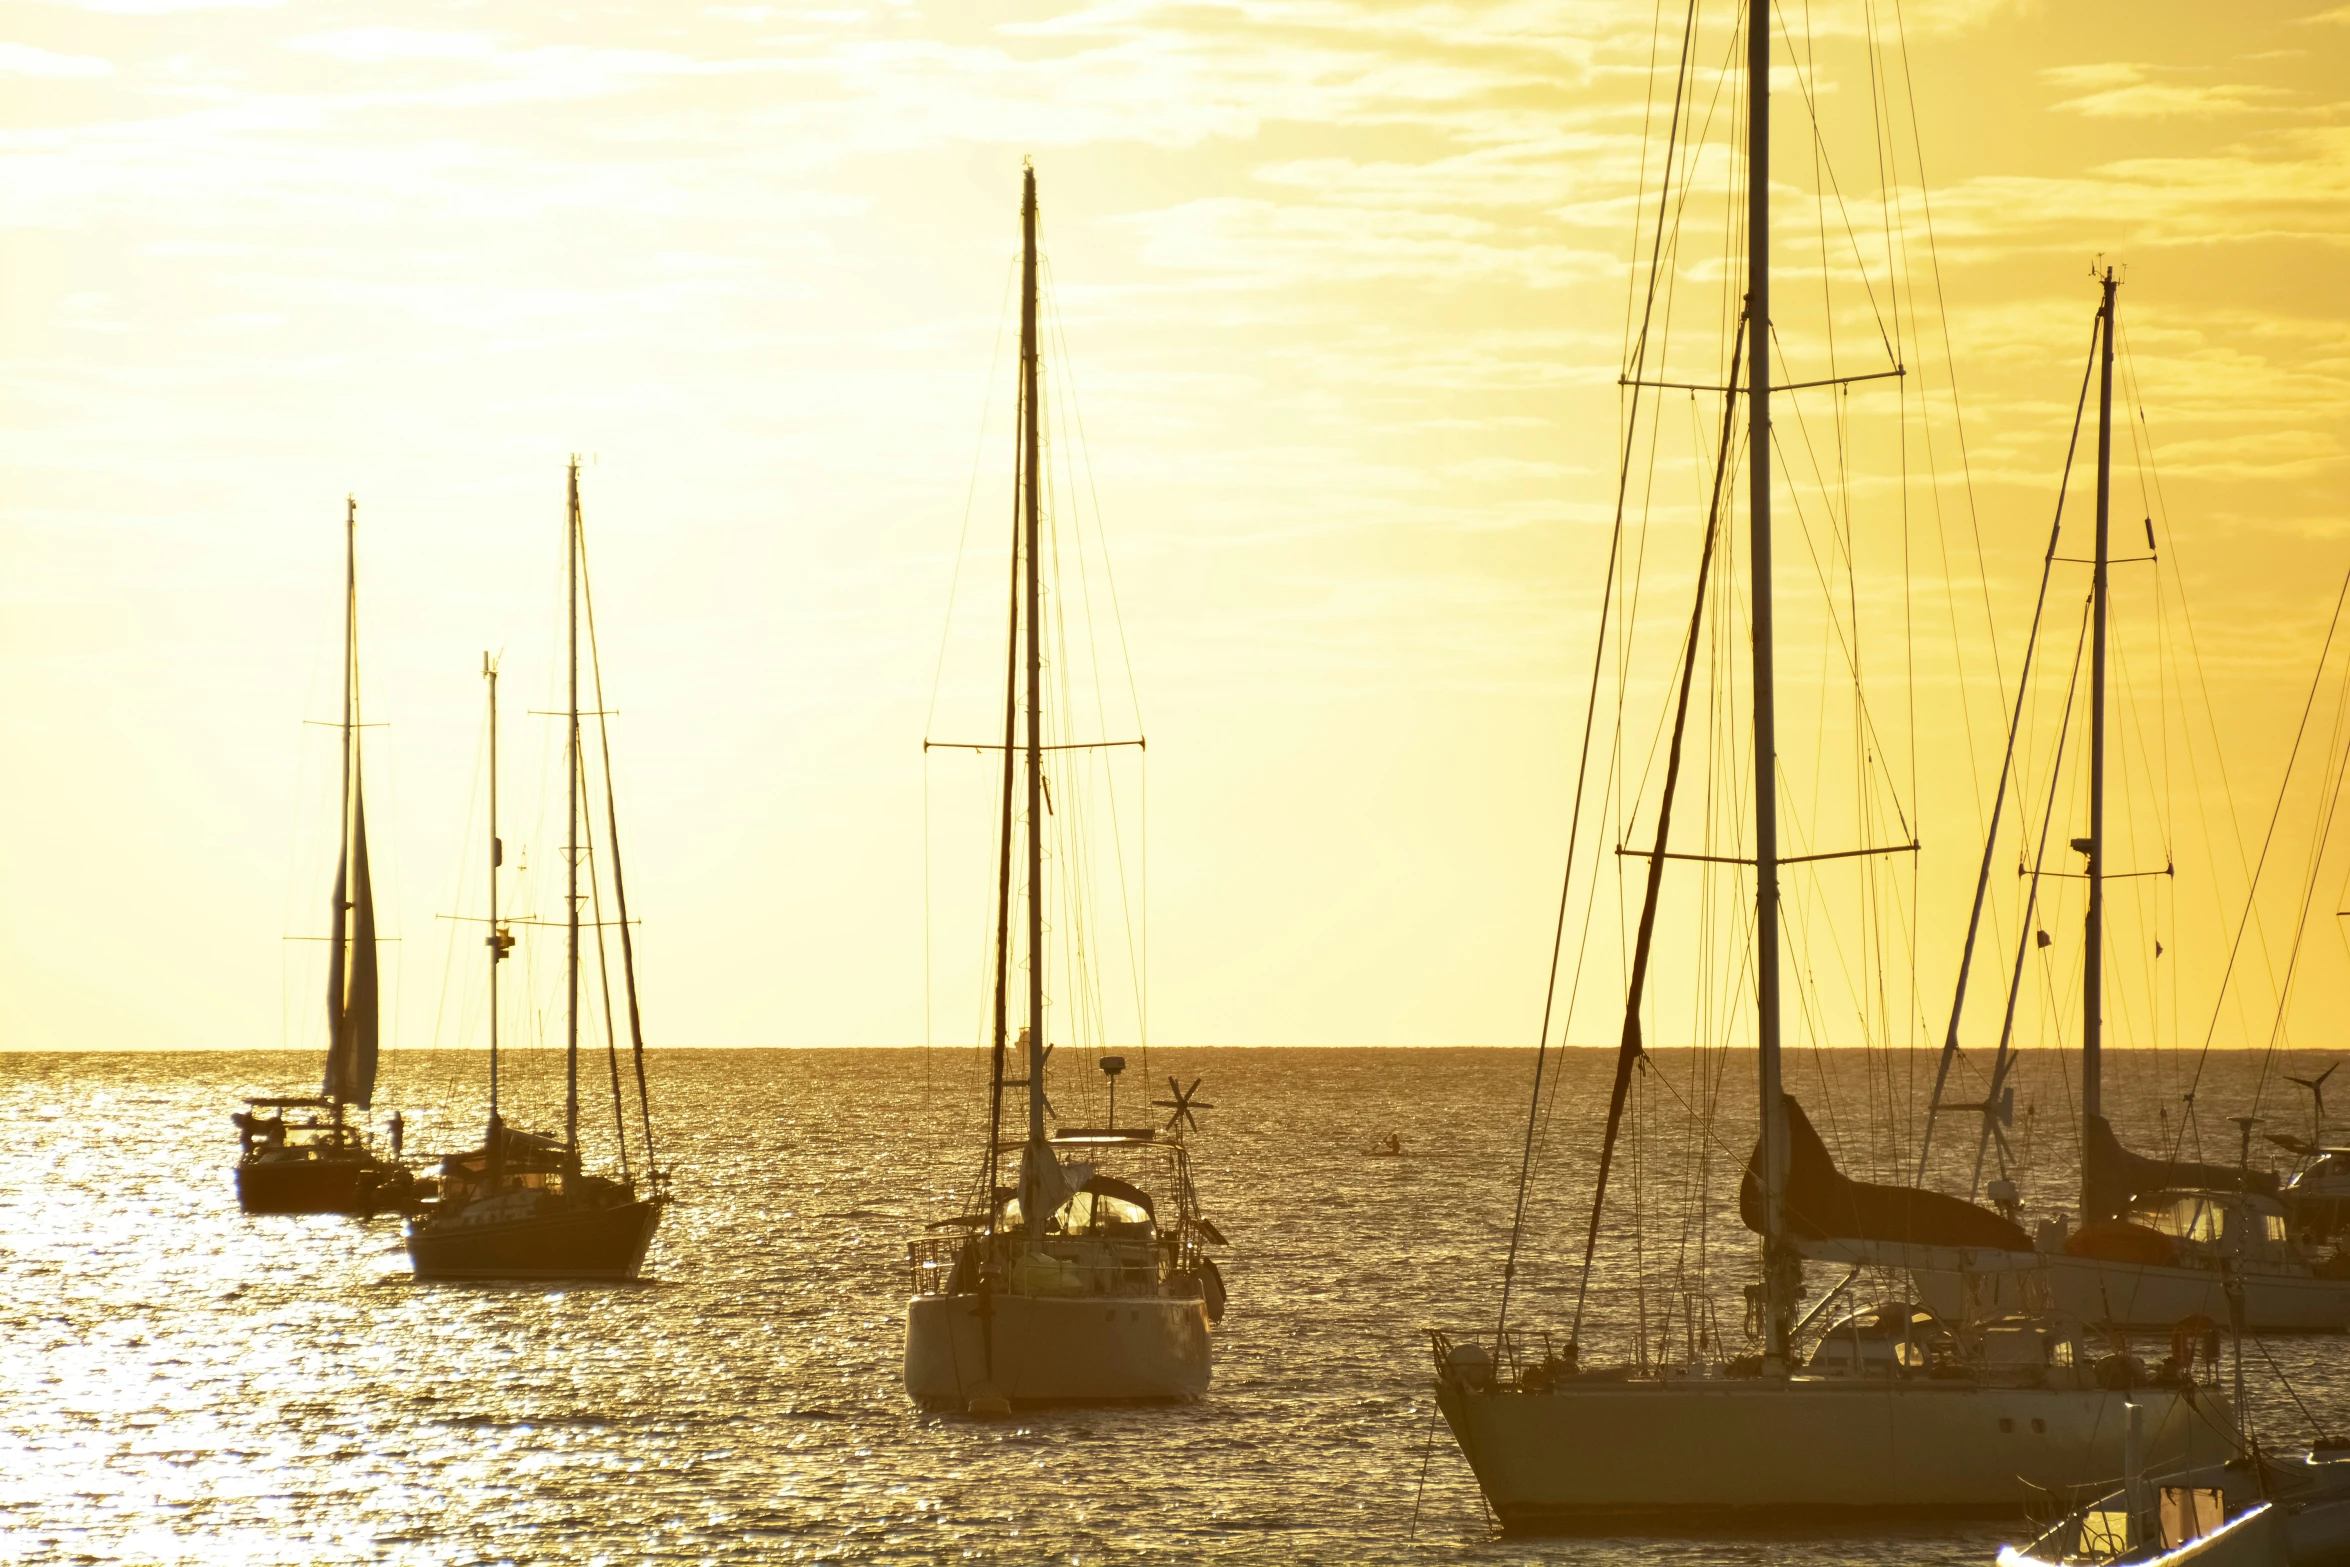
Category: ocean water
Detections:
[{"x1": 3, "y1": 1046, "x2": 2343, "y2": 1565}]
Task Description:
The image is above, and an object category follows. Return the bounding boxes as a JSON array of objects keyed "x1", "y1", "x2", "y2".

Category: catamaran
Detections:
[
  {"x1": 234, "y1": 497, "x2": 415, "y2": 1217},
  {"x1": 1430, "y1": 0, "x2": 2228, "y2": 1527},
  {"x1": 901, "y1": 163, "x2": 1227, "y2": 1411},
  {"x1": 406, "y1": 462, "x2": 668, "y2": 1281}
]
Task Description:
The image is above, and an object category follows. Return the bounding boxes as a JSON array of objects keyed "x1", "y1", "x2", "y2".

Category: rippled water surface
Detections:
[{"x1": 5, "y1": 1047, "x2": 2345, "y2": 1564}]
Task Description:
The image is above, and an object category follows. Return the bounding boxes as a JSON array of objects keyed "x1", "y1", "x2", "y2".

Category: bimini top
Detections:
[
  {"x1": 986, "y1": 1127, "x2": 1184, "y2": 1152},
  {"x1": 1048, "y1": 1126, "x2": 1174, "y2": 1148}
]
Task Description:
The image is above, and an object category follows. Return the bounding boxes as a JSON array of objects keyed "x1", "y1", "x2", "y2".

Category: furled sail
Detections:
[
  {"x1": 2082, "y1": 1113, "x2": 2272, "y2": 1225},
  {"x1": 1741, "y1": 1096, "x2": 2030, "y2": 1252},
  {"x1": 322, "y1": 776, "x2": 380, "y2": 1110}
]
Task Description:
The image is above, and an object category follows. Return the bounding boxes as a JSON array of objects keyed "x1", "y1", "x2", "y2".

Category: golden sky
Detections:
[{"x1": 1, "y1": 1, "x2": 2346, "y2": 1062}]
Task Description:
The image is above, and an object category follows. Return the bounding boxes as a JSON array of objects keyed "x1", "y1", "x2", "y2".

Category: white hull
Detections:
[
  {"x1": 904, "y1": 1292, "x2": 1211, "y2": 1408},
  {"x1": 1438, "y1": 1377, "x2": 2230, "y2": 1527},
  {"x1": 1916, "y1": 1258, "x2": 2350, "y2": 1333}
]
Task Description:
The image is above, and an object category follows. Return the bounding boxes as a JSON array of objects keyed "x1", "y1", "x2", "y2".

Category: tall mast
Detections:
[
  {"x1": 565, "y1": 458, "x2": 582, "y2": 1169},
  {"x1": 486, "y1": 653, "x2": 502, "y2": 1122},
  {"x1": 1019, "y1": 162, "x2": 1048, "y2": 1214},
  {"x1": 2083, "y1": 269, "x2": 2117, "y2": 1192},
  {"x1": 335, "y1": 495, "x2": 356, "y2": 1124},
  {"x1": 342, "y1": 496, "x2": 356, "y2": 897},
  {"x1": 1747, "y1": 0, "x2": 1792, "y2": 1370}
]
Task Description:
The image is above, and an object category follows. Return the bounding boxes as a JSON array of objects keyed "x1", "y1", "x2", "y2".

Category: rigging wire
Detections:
[
  {"x1": 1919, "y1": 314, "x2": 2100, "y2": 1175},
  {"x1": 1493, "y1": 0, "x2": 1703, "y2": 1356},
  {"x1": 1508, "y1": 0, "x2": 1985, "y2": 1353},
  {"x1": 2174, "y1": 569, "x2": 2350, "y2": 1125},
  {"x1": 577, "y1": 522, "x2": 660, "y2": 1179}
]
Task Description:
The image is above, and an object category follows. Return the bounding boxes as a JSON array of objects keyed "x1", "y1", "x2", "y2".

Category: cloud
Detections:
[
  {"x1": 286, "y1": 29, "x2": 504, "y2": 65},
  {"x1": 2043, "y1": 61, "x2": 2296, "y2": 119},
  {"x1": 0, "y1": 43, "x2": 114, "y2": 77},
  {"x1": 30, "y1": 0, "x2": 278, "y2": 11}
]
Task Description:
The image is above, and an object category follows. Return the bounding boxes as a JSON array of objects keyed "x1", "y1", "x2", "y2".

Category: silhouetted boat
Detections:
[
  {"x1": 902, "y1": 165, "x2": 1227, "y2": 1410},
  {"x1": 1431, "y1": 3, "x2": 2227, "y2": 1527},
  {"x1": 407, "y1": 463, "x2": 667, "y2": 1282},
  {"x1": 1906, "y1": 278, "x2": 2350, "y2": 1335},
  {"x1": 234, "y1": 497, "x2": 415, "y2": 1216}
]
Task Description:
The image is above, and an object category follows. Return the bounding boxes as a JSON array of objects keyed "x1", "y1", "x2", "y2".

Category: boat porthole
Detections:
[{"x1": 1999, "y1": 1418, "x2": 2014, "y2": 1434}]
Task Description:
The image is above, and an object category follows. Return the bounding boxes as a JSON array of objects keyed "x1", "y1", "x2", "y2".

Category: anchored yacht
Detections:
[{"x1": 901, "y1": 164, "x2": 1227, "y2": 1411}]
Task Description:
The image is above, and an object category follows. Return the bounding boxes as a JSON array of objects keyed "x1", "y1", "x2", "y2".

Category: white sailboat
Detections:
[
  {"x1": 1908, "y1": 277, "x2": 2350, "y2": 1336},
  {"x1": 1431, "y1": 0, "x2": 2229, "y2": 1527},
  {"x1": 902, "y1": 163, "x2": 1226, "y2": 1412}
]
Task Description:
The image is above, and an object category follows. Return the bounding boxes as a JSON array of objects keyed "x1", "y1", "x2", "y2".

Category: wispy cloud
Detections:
[
  {"x1": 286, "y1": 29, "x2": 505, "y2": 65},
  {"x1": 2042, "y1": 61, "x2": 2297, "y2": 119},
  {"x1": 30, "y1": 0, "x2": 279, "y2": 11},
  {"x1": 0, "y1": 42, "x2": 113, "y2": 77}
]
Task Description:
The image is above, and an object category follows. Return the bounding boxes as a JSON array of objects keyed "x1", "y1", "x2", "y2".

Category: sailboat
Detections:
[
  {"x1": 1907, "y1": 277, "x2": 2350, "y2": 1336},
  {"x1": 406, "y1": 462, "x2": 667, "y2": 1282},
  {"x1": 1995, "y1": 1285, "x2": 2350, "y2": 1565},
  {"x1": 1995, "y1": 1430, "x2": 2350, "y2": 1564},
  {"x1": 234, "y1": 497, "x2": 416, "y2": 1217},
  {"x1": 902, "y1": 163, "x2": 1226, "y2": 1411},
  {"x1": 1431, "y1": 2, "x2": 2226, "y2": 1527}
]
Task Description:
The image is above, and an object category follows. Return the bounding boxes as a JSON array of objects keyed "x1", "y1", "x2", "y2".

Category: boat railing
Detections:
[
  {"x1": 1428, "y1": 1327, "x2": 1588, "y2": 1392},
  {"x1": 907, "y1": 1234, "x2": 968, "y2": 1295},
  {"x1": 906, "y1": 1230, "x2": 1196, "y2": 1299}
]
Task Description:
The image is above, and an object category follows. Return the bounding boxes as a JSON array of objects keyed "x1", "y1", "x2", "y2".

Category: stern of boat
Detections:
[{"x1": 905, "y1": 1291, "x2": 1209, "y2": 1409}]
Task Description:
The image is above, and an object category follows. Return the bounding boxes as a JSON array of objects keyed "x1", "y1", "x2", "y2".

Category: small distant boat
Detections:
[
  {"x1": 406, "y1": 462, "x2": 667, "y2": 1282},
  {"x1": 1368, "y1": 1133, "x2": 1406, "y2": 1158},
  {"x1": 902, "y1": 164, "x2": 1227, "y2": 1410},
  {"x1": 234, "y1": 497, "x2": 414, "y2": 1217}
]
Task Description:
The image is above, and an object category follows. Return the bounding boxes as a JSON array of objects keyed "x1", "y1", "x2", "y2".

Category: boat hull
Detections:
[
  {"x1": 1917, "y1": 1258, "x2": 2350, "y2": 1333},
  {"x1": 407, "y1": 1198, "x2": 661, "y2": 1281},
  {"x1": 1438, "y1": 1377, "x2": 2228, "y2": 1529},
  {"x1": 904, "y1": 1292, "x2": 1211, "y2": 1408},
  {"x1": 235, "y1": 1155, "x2": 408, "y2": 1215}
]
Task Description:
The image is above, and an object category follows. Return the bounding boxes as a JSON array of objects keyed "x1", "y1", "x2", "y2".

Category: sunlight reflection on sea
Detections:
[{"x1": 2, "y1": 1048, "x2": 2341, "y2": 1564}]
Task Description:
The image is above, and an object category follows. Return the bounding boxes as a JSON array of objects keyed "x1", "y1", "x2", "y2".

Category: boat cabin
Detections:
[
  {"x1": 909, "y1": 1128, "x2": 1224, "y2": 1309},
  {"x1": 234, "y1": 1096, "x2": 366, "y2": 1161},
  {"x1": 1804, "y1": 1303, "x2": 1956, "y2": 1377},
  {"x1": 2129, "y1": 1189, "x2": 2293, "y2": 1254}
]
